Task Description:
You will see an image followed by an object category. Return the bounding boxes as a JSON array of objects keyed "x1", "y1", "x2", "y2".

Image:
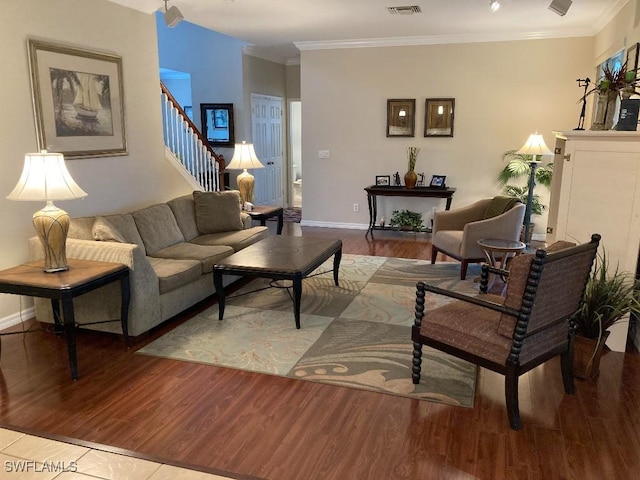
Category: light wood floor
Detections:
[{"x1": 1, "y1": 224, "x2": 639, "y2": 480}]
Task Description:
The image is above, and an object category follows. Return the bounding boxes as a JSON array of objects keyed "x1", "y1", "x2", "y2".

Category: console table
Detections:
[{"x1": 364, "y1": 185, "x2": 456, "y2": 236}]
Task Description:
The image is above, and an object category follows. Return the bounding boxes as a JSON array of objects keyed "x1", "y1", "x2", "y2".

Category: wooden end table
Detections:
[
  {"x1": 246, "y1": 205, "x2": 284, "y2": 234},
  {"x1": 0, "y1": 259, "x2": 130, "y2": 380}
]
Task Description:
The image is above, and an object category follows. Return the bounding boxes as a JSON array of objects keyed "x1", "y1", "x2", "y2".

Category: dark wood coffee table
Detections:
[{"x1": 213, "y1": 236, "x2": 342, "y2": 329}]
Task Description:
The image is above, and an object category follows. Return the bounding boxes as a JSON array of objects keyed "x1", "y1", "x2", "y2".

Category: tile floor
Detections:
[{"x1": 0, "y1": 428, "x2": 236, "y2": 480}]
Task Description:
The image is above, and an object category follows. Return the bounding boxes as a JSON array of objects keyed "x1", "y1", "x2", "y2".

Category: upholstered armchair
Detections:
[
  {"x1": 412, "y1": 234, "x2": 600, "y2": 430},
  {"x1": 431, "y1": 196, "x2": 526, "y2": 279}
]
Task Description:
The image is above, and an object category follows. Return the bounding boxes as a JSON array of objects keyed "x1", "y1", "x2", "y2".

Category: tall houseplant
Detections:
[
  {"x1": 498, "y1": 150, "x2": 553, "y2": 214},
  {"x1": 573, "y1": 252, "x2": 640, "y2": 379}
]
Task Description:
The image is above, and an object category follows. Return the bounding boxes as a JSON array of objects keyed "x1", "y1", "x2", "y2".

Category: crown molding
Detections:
[
  {"x1": 295, "y1": 27, "x2": 600, "y2": 51},
  {"x1": 242, "y1": 45, "x2": 300, "y2": 65}
]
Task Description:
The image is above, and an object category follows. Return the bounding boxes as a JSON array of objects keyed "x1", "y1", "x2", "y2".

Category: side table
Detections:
[
  {"x1": 477, "y1": 238, "x2": 526, "y2": 292},
  {"x1": 0, "y1": 259, "x2": 130, "y2": 380},
  {"x1": 246, "y1": 205, "x2": 284, "y2": 234}
]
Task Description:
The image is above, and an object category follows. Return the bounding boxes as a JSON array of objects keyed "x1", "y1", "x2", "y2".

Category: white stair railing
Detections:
[{"x1": 160, "y1": 83, "x2": 223, "y2": 191}]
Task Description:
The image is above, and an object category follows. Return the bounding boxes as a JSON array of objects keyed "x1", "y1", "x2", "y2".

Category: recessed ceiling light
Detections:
[{"x1": 490, "y1": 1, "x2": 500, "y2": 12}]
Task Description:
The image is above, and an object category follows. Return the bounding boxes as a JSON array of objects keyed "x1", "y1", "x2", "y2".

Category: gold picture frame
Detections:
[
  {"x1": 386, "y1": 99, "x2": 415, "y2": 137},
  {"x1": 28, "y1": 39, "x2": 127, "y2": 158},
  {"x1": 424, "y1": 98, "x2": 455, "y2": 137}
]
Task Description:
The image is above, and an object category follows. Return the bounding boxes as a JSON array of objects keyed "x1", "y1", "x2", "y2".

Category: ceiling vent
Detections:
[{"x1": 387, "y1": 5, "x2": 422, "y2": 15}]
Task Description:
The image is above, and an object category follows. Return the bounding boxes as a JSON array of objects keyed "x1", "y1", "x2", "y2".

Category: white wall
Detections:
[
  {"x1": 300, "y1": 38, "x2": 594, "y2": 229},
  {"x1": 0, "y1": 0, "x2": 192, "y2": 321}
]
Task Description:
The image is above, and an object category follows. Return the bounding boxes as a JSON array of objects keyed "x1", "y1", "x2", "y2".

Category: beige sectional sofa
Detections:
[{"x1": 28, "y1": 191, "x2": 269, "y2": 337}]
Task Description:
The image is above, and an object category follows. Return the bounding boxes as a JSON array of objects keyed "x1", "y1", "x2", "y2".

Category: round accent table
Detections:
[{"x1": 477, "y1": 238, "x2": 526, "y2": 293}]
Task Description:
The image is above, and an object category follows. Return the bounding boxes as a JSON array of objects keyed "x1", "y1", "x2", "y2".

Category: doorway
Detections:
[
  {"x1": 251, "y1": 94, "x2": 284, "y2": 206},
  {"x1": 289, "y1": 100, "x2": 302, "y2": 208}
]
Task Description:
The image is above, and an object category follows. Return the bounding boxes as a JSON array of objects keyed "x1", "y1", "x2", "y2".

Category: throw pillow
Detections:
[
  {"x1": 92, "y1": 216, "x2": 127, "y2": 243},
  {"x1": 193, "y1": 190, "x2": 244, "y2": 234},
  {"x1": 483, "y1": 196, "x2": 520, "y2": 220}
]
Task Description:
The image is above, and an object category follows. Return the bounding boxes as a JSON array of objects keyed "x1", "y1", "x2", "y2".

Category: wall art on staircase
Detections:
[{"x1": 27, "y1": 39, "x2": 127, "y2": 158}]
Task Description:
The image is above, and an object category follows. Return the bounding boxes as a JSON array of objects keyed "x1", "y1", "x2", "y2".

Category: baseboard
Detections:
[
  {"x1": 300, "y1": 220, "x2": 368, "y2": 229},
  {"x1": 0, "y1": 307, "x2": 36, "y2": 331},
  {"x1": 300, "y1": 220, "x2": 549, "y2": 243}
]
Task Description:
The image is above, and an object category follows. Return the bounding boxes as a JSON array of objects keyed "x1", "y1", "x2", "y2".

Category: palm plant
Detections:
[
  {"x1": 576, "y1": 251, "x2": 640, "y2": 340},
  {"x1": 498, "y1": 150, "x2": 553, "y2": 215}
]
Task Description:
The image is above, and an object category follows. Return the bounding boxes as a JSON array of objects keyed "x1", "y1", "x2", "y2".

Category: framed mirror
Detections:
[
  {"x1": 386, "y1": 99, "x2": 415, "y2": 137},
  {"x1": 200, "y1": 103, "x2": 235, "y2": 147},
  {"x1": 424, "y1": 98, "x2": 455, "y2": 137}
]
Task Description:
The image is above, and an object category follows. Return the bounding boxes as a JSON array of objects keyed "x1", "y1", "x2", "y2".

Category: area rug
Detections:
[
  {"x1": 137, "y1": 256, "x2": 481, "y2": 407},
  {"x1": 282, "y1": 207, "x2": 301, "y2": 223}
]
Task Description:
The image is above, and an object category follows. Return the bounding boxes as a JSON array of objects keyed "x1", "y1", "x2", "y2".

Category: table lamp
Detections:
[
  {"x1": 515, "y1": 132, "x2": 553, "y2": 246},
  {"x1": 7, "y1": 150, "x2": 87, "y2": 272},
  {"x1": 226, "y1": 141, "x2": 264, "y2": 207}
]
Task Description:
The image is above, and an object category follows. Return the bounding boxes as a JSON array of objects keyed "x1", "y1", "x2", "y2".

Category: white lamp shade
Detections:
[
  {"x1": 516, "y1": 132, "x2": 553, "y2": 158},
  {"x1": 227, "y1": 141, "x2": 265, "y2": 170},
  {"x1": 7, "y1": 151, "x2": 87, "y2": 201}
]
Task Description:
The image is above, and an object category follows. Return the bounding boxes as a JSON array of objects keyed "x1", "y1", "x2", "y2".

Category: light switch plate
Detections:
[{"x1": 318, "y1": 150, "x2": 330, "y2": 159}]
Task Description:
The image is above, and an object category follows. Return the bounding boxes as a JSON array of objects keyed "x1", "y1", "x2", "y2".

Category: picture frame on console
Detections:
[
  {"x1": 425, "y1": 98, "x2": 455, "y2": 137},
  {"x1": 430, "y1": 175, "x2": 447, "y2": 188},
  {"x1": 386, "y1": 99, "x2": 415, "y2": 137},
  {"x1": 376, "y1": 175, "x2": 391, "y2": 186},
  {"x1": 27, "y1": 39, "x2": 127, "y2": 158}
]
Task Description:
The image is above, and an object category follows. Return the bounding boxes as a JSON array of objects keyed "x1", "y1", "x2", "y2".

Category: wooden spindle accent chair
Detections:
[{"x1": 412, "y1": 234, "x2": 601, "y2": 430}]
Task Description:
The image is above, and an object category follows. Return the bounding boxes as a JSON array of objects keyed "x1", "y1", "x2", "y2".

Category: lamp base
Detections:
[
  {"x1": 33, "y1": 201, "x2": 70, "y2": 273},
  {"x1": 236, "y1": 169, "x2": 255, "y2": 206}
]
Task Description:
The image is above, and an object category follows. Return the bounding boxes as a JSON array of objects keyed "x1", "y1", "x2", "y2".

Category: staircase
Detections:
[{"x1": 160, "y1": 83, "x2": 224, "y2": 191}]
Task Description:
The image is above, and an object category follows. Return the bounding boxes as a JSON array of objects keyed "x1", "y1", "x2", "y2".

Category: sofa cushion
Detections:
[
  {"x1": 483, "y1": 196, "x2": 520, "y2": 220},
  {"x1": 167, "y1": 194, "x2": 200, "y2": 241},
  {"x1": 151, "y1": 242, "x2": 233, "y2": 273},
  {"x1": 68, "y1": 217, "x2": 96, "y2": 240},
  {"x1": 132, "y1": 204, "x2": 185, "y2": 255},
  {"x1": 92, "y1": 216, "x2": 127, "y2": 243},
  {"x1": 147, "y1": 257, "x2": 202, "y2": 294},
  {"x1": 103, "y1": 214, "x2": 147, "y2": 254},
  {"x1": 193, "y1": 190, "x2": 244, "y2": 234},
  {"x1": 191, "y1": 227, "x2": 270, "y2": 252}
]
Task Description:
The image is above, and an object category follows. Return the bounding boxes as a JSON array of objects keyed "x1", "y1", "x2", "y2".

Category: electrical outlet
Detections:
[
  {"x1": 318, "y1": 150, "x2": 330, "y2": 159},
  {"x1": 353, "y1": 203, "x2": 359, "y2": 212}
]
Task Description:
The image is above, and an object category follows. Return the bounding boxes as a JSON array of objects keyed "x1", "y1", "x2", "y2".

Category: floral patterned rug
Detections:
[{"x1": 137, "y1": 255, "x2": 481, "y2": 407}]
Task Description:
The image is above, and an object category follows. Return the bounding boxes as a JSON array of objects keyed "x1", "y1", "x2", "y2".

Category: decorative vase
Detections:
[
  {"x1": 573, "y1": 331, "x2": 610, "y2": 380},
  {"x1": 404, "y1": 170, "x2": 418, "y2": 189}
]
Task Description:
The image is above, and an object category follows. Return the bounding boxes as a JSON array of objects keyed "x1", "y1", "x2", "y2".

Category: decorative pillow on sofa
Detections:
[
  {"x1": 92, "y1": 216, "x2": 127, "y2": 243},
  {"x1": 193, "y1": 190, "x2": 244, "y2": 234}
]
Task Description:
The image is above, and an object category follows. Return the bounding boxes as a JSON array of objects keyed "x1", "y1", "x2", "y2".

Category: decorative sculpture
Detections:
[
  {"x1": 575, "y1": 78, "x2": 590, "y2": 130},
  {"x1": 394, "y1": 171, "x2": 401, "y2": 186}
]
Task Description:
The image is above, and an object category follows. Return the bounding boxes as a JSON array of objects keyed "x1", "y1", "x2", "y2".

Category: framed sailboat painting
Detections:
[{"x1": 27, "y1": 39, "x2": 127, "y2": 158}]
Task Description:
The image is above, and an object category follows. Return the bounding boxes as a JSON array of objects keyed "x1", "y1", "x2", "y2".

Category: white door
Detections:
[{"x1": 251, "y1": 94, "x2": 284, "y2": 206}]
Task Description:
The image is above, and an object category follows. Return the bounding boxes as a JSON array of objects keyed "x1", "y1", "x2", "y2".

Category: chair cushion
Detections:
[
  {"x1": 92, "y1": 216, "x2": 127, "y2": 243},
  {"x1": 193, "y1": 190, "x2": 244, "y2": 234},
  {"x1": 497, "y1": 253, "x2": 534, "y2": 338},
  {"x1": 147, "y1": 257, "x2": 202, "y2": 294},
  {"x1": 420, "y1": 294, "x2": 511, "y2": 365},
  {"x1": 132, "y1": 204, "x2": 185, "y2": 255},
  {"x1": 432, "y1": 230, "x2": 463, "y2": 256},
  {"x1": 151, "y1": 242, "x2": 233, "y2": 273},
  {"x1": 483, "y1": 196, "x2": 521, "y2": 220}
]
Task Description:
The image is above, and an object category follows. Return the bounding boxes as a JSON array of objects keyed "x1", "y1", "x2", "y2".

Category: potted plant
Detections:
[
  {"x1": 497, "y1": 149, "x2": 553, "y2": 241},
  {"x1": 389, "y1": 209, "x2": 424, "y2": 231},
  {"x1": 573, "y1": 251, "x2": 640, "y2": 379}
]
